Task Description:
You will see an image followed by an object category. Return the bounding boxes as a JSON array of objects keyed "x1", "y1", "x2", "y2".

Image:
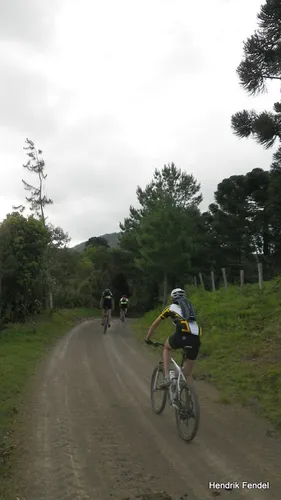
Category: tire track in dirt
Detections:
[{"x1": 17, "y1": 322, "x2": 93, "y2": 500}]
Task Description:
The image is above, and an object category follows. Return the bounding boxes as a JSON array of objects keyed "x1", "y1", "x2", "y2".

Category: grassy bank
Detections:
[
  {"x1": 0, "y1": 307, "x2": 98, "y2": 490},
  {"x1": 133, "y1": 278, "x2": 281, "y2": 431}
]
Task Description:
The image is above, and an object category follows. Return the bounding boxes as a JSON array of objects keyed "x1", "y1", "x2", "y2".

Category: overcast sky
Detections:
[{"x1": 0, "y1": 0, "x2": 280, "y2": 246}]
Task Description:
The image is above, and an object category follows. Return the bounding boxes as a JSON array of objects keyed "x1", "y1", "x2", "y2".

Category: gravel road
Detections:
[{"x1": 12, "y1": 319, "x2": 281, "y2": 500}]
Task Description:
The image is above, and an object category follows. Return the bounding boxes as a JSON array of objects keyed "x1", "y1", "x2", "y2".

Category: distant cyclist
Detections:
[
  {"x1": 119, "y1": 294, "x2": 129, "y2": 318},
  {"x1": 145, "y1": 288, "x2": 202, "y2": 387},
  {"x1": 100, "y1": 288, "x2": 114, "y2": 328}
]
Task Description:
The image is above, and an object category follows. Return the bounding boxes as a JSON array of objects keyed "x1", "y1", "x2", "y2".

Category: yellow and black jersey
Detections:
[{"x1": 159, "y1": 303, "x2": 202, "y2": 337}]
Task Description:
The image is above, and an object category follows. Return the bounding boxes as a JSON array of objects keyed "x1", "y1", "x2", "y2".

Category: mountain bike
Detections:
[
  {"x1": 103, "y1": 309, "x2": 110, "y2": 334},
  {"x1": 147, "y1": 340, "x2": 200, "y2": 442},
  {"x1": 120, "y1": 308, "x2": 126, "y2": 322}
]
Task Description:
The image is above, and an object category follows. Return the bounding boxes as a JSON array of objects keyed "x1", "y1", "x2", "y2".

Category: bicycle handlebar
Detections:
[{"x1": 145, "y1": 339, "x2": 165, "y2": 347}]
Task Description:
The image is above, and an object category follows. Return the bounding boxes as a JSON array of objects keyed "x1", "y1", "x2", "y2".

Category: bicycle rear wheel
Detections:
[
  {"x1": 175, "y1": 381, "x2": 200, "y2": 442},
  {"x1": 150, "y1": 364, "x2": 167, "y2": 414}
]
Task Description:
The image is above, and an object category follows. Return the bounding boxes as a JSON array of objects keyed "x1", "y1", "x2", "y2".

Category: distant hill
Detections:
[{"x1": 71, "y1": 232, "x2": 120, "y2": 252}]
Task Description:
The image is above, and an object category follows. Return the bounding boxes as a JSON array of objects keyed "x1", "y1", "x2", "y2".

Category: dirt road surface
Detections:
[{"x1": 12, "y1": 319, "x2": 281, "y2": 500}]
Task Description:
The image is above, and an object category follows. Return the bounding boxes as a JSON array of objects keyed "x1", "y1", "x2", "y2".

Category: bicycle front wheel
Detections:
[
  {"x1": 150, "y1": 365, "x2": 167, "y2": 414},
  {"x1": 103, "y1": 314, "x2": 108, "y2": 334},
  {"x1": 175, "y1": 381, "x2": 200, "y2": 442}
]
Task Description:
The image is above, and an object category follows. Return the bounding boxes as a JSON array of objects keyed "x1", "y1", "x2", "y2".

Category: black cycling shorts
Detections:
[
  {"x1": 168, "y1": 332, "x2": 200, "y2": 360},
  {"x1": 120, "y1": 303, "x2": 127, "y2": 309}
]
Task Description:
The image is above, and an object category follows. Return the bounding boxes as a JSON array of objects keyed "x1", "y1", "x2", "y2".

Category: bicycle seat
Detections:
[{"x1": 183, "y1": 346, "x2": 192, "y2": 350}]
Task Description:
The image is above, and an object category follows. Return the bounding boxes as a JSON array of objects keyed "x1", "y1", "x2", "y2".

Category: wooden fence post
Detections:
[
  {"x1": 211, "y1": 271, "x2": 216, "y2": 292},
  {"x1": 257, "y1": 262, "x2": 263, "y2": 290},
  {"x1": 240, "y1": 269, "x2": 244, "y2": 288},
  {"x1": 222, "y1": 268, "x2": 228, "y2": 289},
  {"x1": 199, "y1": 272, "x2": 205, "y2": 290}
]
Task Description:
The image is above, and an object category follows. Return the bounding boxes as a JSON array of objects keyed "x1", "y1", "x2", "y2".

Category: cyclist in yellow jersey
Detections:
[{"x1": 145, "y1": 288, "x2": 202, "y2": 387}]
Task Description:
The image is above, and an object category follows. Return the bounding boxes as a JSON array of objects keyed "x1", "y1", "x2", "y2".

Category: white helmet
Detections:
[{"x1": 170, "y1": 288, "x2": 186, "y2": 301}]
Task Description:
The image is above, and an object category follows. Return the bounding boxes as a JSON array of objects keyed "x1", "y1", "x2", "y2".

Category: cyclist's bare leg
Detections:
[
  {"x1": 183, "y1": 359, "x2": 195, "y2": 386},
  {"x1": 108, "y1": 309, "x2": 112, "y2": 326},
  {"x1": 163, "y1": 338, "x2": 172, "y2": 377},
  {"x1": 101, "y1": 309, "x2": 105, "y2": 325},
  {"x1": 158, "y1": 339, "x2": 173, "y2": 389}
]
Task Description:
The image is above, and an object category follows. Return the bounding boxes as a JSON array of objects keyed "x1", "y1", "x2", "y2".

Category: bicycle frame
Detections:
[
  {"x1": 169, "y1": 356, "x2": 186, "y2": 395},
  {"x1": 148, "y1": 340, "x2": 187, "y2": 403}
]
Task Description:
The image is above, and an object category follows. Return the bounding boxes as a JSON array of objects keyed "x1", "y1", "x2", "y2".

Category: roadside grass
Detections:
[
  {"x1": 133, "y1": 278, "x2": 281, "y2": 432},
  {"x1": 0, "y1": 307, "x2": 98, "y2": 495}
]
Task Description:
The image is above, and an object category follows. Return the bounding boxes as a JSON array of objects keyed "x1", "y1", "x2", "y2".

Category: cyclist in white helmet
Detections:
[{"x1": 145, "y1": 288, "x2": 202, "y2": 388}]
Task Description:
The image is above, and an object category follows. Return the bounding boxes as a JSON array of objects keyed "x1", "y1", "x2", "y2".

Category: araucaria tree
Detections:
[{"x1": 231, "y1": 0, "x2": 281, "y2": 259}]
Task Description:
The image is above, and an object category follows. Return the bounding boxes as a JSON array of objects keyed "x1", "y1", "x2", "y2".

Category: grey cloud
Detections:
[
  {"x1": 48, "y1": 203, "x2": 125, "y2": 244},
  {"x1": 0, "y1": 0, "x2": 58, "y2": 49},
  {"x1": 159, "y1": 30, "x2": 203, "y2": 77},
  {"x1": 45, "y1": 115, "x2": 142, "y2": 201},
  {"x1": 140, "y1": 29, "x2": 203, "y2": 96},
  {"x1": 36, "y1": 115, "x2": 145, "y2": 242},
  {"x1": 0, "y1": 60, "x2": 57, "y2": 137}
]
